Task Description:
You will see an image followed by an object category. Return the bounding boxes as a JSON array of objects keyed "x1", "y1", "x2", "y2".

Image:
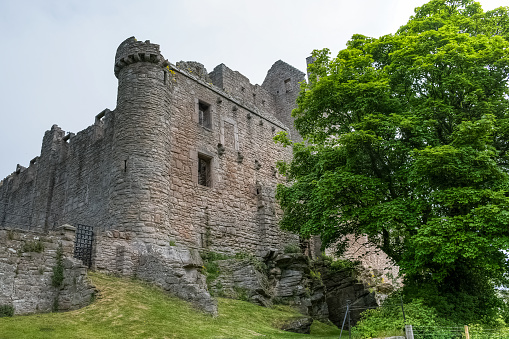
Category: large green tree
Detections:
[{"x1": 276, "y1": 0, "x2": 509, "y2": 323}]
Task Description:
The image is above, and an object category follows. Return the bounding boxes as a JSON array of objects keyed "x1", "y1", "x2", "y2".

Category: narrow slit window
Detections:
[
  {"x1": 198, "y1": 155, "x2": 211, "y2": 187},
  {"x1": 198, "y1": 101, "x2": 212, "y2": 129}
]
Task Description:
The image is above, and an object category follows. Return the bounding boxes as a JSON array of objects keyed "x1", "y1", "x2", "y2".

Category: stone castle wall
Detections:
[
  {"x1": 0, "y1": 37, "x2": 302, "y2": 255},
  {"x1": 167, "y1": 60, "x2": 301, "y2": 255},
  {"x1": 0, "y1": 114, "x2": 115, "y2": 233},
  {"x1": 0, "y1": 225, "x2": 95, "y2": 315},
  {"x1": 0, "y1": 37, "x2": 306, "y2": 313},
  {"x1": 262, "y1": 60, "x2": 305, "y2": 143}
]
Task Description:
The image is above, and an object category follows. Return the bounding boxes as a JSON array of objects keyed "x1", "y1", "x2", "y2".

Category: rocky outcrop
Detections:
[
  {"x1": 317, "y1": 262, "x2": 378, "y2": 328},
  {"x1": 208, "y1": 258, "x2": 272, "y2": 307},
  {"x1": 207, "y1": 252, "x2": 328, "y2": 322},
  {"x1": 136, "y1": 246, "x2": 217, "y2": 315},
  {"x1": 269, "y1": 253, "x2": 328, "y2": 323},
  {"x1": 205, "y1": 249, "x2": 395, "y2": 328},
  {"x1": 277, "y1": 316, "x2": 314, "y2": 334},
  {"x1": 95, "y1": 233, "x2": 218, "y2": 315}
]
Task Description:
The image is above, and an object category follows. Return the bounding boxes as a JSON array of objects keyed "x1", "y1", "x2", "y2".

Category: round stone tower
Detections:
[{"x1": 109, "y1": 37, "x2": 172, "y2": 242}]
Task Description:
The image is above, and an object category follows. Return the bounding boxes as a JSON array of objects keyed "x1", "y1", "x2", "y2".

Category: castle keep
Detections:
[{"x1": 0, "y1": 37, "x2": 307, "y2": 314}]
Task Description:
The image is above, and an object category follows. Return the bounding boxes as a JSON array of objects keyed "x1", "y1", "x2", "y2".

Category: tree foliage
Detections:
[{"x1": 276, "y1": 0, "x2": 509, "y2": 323}]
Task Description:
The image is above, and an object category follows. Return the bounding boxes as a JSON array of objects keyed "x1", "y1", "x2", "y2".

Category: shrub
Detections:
[
  {"x1": 0, "y1": 304, "x2": 14, "y2": 317},
  {"x1": 201, "y1": 251, "x2": 229, "y2": 287},
  {"x1": 329, "y1": 258, "x2": 360, "y2": 272},
  {"x1": 51, "y1": 244, "x2": 64, "y2": 288},
  {"x1": 283, "y1": 243, "x2": 300, "y2": 254},
  {"x1": 203, "y1": 261, "x2": 220, "y2": 285},
  {"x1": 235, "y1": 252, "x2": 267, "y2": 274},
  {"x1": 351, "y1": 297, "x2": 443, "y2": 338},
  {"x1": 309, "y1": 270, "x2": 322, "y2": 282},
  {"x1": 22, "y1": 239, "x2": 45, "y2": 253},
  {"x1": 233, "y1": 285, "x2": 250, "y2": 302}
]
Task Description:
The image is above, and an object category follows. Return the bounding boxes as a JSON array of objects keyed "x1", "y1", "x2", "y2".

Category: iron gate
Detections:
[{"x1": 74, "y1": 224, "x2": 94, "y2": 268}]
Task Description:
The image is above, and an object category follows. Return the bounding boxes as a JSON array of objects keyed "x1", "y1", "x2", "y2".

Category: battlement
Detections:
[{"x1": 114, "y1": 37, "x2": 166, "y2": 78}]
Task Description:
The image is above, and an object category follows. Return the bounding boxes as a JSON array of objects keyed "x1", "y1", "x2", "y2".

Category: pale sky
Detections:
[{"x1": 0, "y1": 0, "x2": 507, "y2": 180}]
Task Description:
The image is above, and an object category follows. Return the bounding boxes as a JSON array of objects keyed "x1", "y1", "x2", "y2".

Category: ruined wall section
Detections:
[
  {"x1": 168, "y1": 64, "x2": 298, "y2": 256},
  {"x1": 0, "y1": 225, "x2": 95, "y2": 315},
  {"x1": 262, "y1": 61, "x2": 306, "y2": 143},
  {"x1": 49, "y1": 112, "x2": 115, "y2": 231},
  {"x1": 0, "y1": 161, "x2": 40, "y2": 230},
  {"x1": 0, "y1": 127, "x2": 65, "y2": 231},
  {"x1": 328, "y1": 235, "x2": 402, "y2": 290},
  {"x1": 0, "y1": 110, "x2": 115, "y2": 232},
  {"x1": 209, "y1": 64, "x2": 278, "y2": 120}
]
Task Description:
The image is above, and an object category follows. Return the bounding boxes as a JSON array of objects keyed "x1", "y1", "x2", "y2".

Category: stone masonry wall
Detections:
[
  {"x1": 0, "y1": 110, "x2": 115, "y2": 232},
  {"x1": 167, "y1": 62, "x2": 299, "y2": 255},
  {"x1": 0, "y1": 225, "x2": 95, "y2": 315},
  {"x1": 262, "y1": 61, "x2": 306, "y2": 143},
  {"x1": 0, "y1": 37, "x2": 301, "y2": 257},
  {"x1": 326, "y1": 235, "x2": 402, "y2": 298}
]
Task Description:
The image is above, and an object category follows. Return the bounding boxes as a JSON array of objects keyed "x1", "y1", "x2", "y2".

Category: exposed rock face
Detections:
[
  {"x1": 317, "y1": 263, "x2": 378, "y2": 328},
  {"x1": 208, "y1": 252, "x2": 329, "y2": 322},
  {"x1": 207, "y1": 251, "x2": 388, "y2": 327},
  {"x1": 209, "y1": 258, "x2": 272, "y2": 307},
  {"x1": 277, "y1": 316, "x2": 314, "y2": 334},
  {"x1": 136, "y1": 247, "x2": 217, "y2": 315},
  {"x1": 95, "y1": 233, "x2": 218, "y2": 315},
  {"x1": 269, "y1": 253, "x2": 328, "y2": 323}
]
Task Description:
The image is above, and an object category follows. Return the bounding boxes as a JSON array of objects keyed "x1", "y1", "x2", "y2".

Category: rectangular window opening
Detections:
[
  {"x1": 198, "y1": 154, "x2": 212, "y2": 187},
  {"x1": 198, "y1": 101, "x2": 212, "y2": 129},
  {"x1": 284, "y1": 78, "x2": 292, "y2": 93}
]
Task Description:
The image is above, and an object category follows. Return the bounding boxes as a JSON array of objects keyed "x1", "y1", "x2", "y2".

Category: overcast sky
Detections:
[{"x1": 0, "y1": 0, "x2": 506, "y2": 180}]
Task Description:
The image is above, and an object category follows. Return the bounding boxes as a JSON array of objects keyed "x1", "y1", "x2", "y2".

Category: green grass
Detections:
[{"x1": 0, "y1": 272, "x2": 344, "y2": 339}]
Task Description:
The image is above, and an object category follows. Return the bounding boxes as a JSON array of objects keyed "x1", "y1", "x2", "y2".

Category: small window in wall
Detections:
[
  {"x1": 199, "y1": 101, "x2": 212, "y2": 129},
  {"x1": 198, "y1": 154, "x2": 212, "y2": 187},
  {"x1": 284, "y1": 78, "x2": 292, "y2": 93}
]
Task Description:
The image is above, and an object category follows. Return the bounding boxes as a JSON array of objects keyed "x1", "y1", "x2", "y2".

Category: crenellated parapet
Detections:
[{"x1": 114, "y1": 37, "x2": 168, "y2": 78}]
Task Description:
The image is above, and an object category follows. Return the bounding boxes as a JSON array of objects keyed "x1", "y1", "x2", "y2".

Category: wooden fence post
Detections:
[
  {"x1": 465, "y1": 325, "x2": 470, "y2": 339},
  {"x1": 405, "y1": 324, "x2": 414, "y2": 339}
]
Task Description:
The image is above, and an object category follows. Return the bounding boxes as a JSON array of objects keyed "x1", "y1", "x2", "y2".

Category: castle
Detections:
[{"x1": 0, "y1": 37, "x2": 312, "y2": 314}]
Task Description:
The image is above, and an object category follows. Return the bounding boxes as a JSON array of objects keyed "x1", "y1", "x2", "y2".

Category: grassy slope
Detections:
[{"x1": 0, "y1": 272, "x2": 343, "y2": 339}]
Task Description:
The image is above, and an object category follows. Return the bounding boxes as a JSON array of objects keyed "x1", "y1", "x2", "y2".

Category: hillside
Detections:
[{"x1": 0, "y1": 272, "x2": 342, "y2": 339}]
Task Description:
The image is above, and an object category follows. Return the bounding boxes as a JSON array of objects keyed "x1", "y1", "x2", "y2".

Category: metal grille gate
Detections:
[{"x1": 74, "y1": 224, "x2": 94, "y2": 268}]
